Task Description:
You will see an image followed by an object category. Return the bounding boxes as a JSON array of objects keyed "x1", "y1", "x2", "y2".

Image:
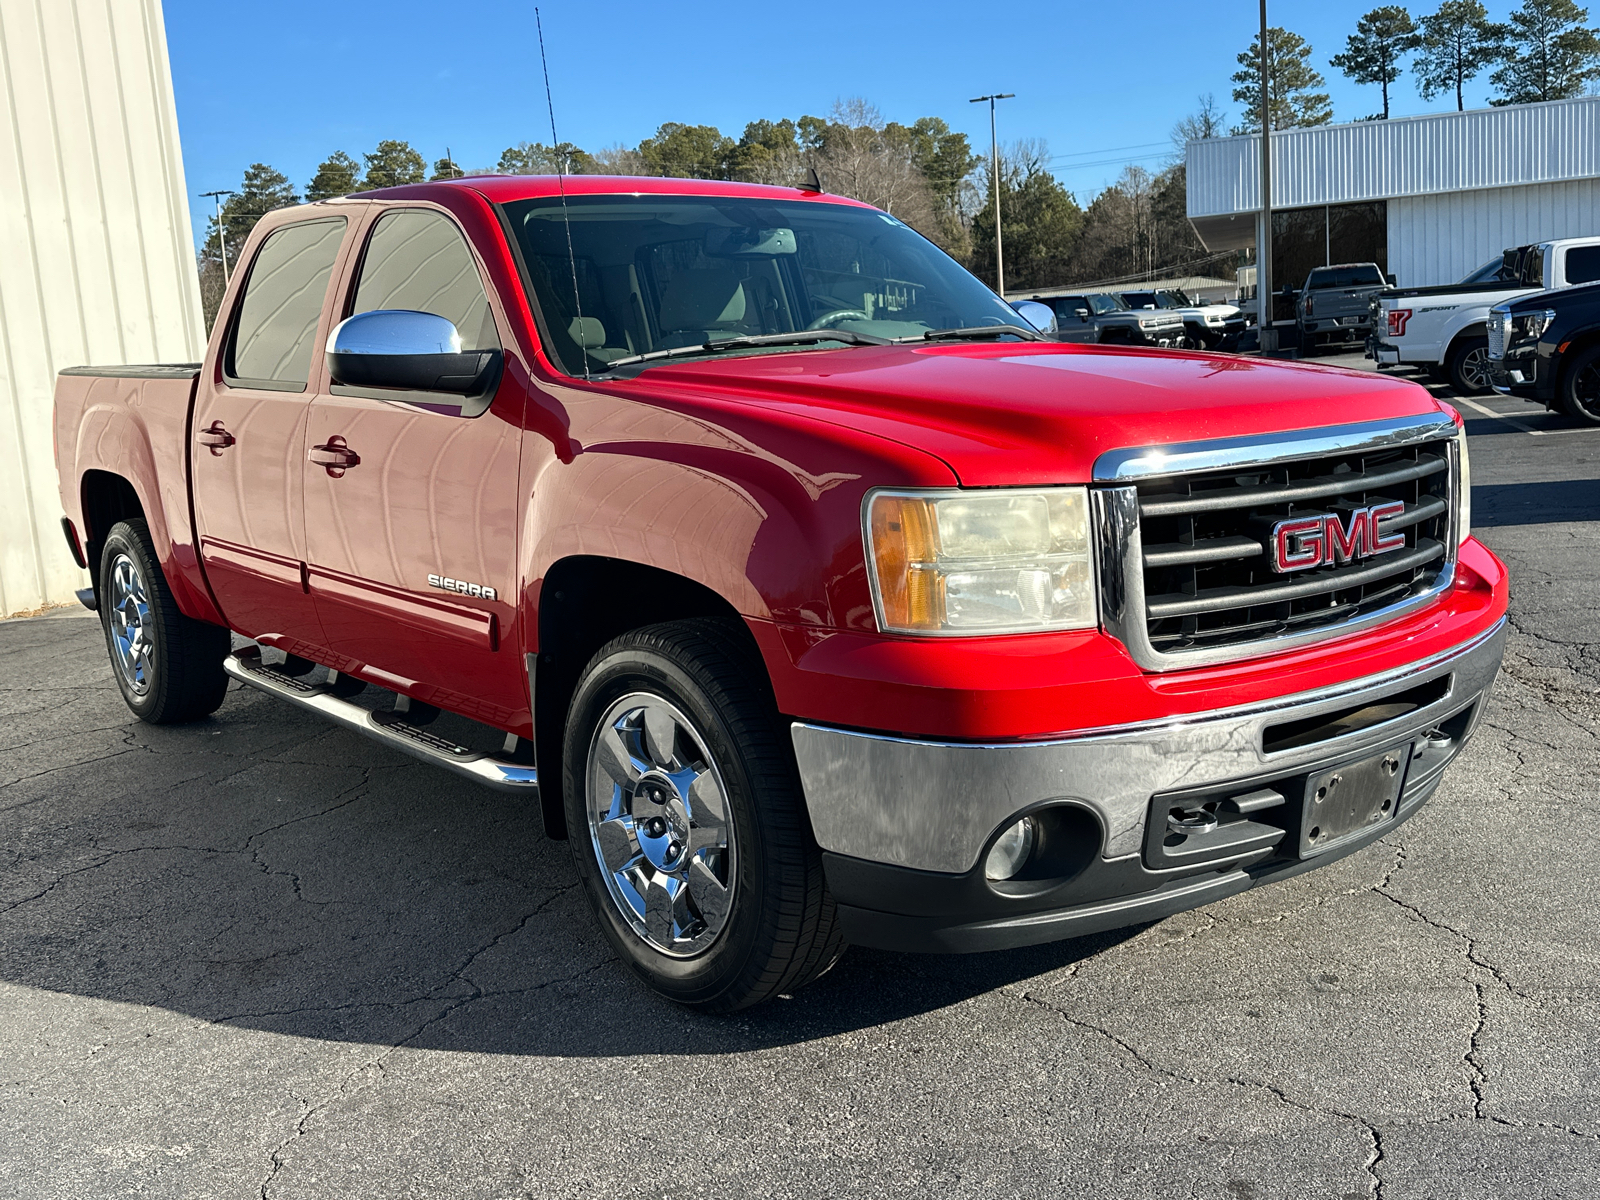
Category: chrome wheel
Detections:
[
  {"x1": 584, "y1": 693, "x2": 736, "y2": 957},
  {"x1": 107, "y1": 552, "x2": 154, "y2": 696}
]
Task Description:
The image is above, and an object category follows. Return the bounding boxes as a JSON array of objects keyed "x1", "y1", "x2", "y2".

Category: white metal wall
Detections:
[
  {"x1": 0, "y1": 0, "x2": 203, "y2": 617},
  {"x1": 1390, "y1": 178, "x2": 1600, "y2": 287},
  {"x1": 1188, "y1": 96, "x2": 1600, "y2": 218}
]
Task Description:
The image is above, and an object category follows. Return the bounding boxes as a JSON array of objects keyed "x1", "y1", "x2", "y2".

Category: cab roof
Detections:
[{"x1": 351, "y1": 174, "x2": 876, "y2": 208}]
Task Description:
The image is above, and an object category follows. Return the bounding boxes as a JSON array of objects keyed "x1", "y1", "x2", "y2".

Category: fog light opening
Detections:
[{"x1": 984, "y1": 816, "x2": 1039, "y2": 881}]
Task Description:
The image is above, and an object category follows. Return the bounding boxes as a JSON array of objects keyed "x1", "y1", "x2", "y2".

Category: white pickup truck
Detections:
[{"x1": 1370, "y1": 237, "x2": 1600, "y2": 393}]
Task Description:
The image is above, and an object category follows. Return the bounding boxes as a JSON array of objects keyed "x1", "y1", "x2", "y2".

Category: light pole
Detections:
[
  {"x1": 970, "y1": 93, "x2": 1014, "y2": 296},
  {"x1": 200, "y1": 189, "x2": 236, "y2": 284},
  {"x1": 1256, "y1": 0, "x2": 1274, "y2": 350}
]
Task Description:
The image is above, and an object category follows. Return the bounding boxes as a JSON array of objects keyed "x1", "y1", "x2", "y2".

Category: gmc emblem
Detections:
[{"x1": 1270, "y1": 503, "x2": 1407, "y2": 574}]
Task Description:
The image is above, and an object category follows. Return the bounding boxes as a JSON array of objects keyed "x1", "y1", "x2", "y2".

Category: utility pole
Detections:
[
  {"x1": 1257, "y1": 0, "x2": 1275, "y2": 351},
  {"x1": 970, "y1": 93, "x2": 1014, "y2": 296},
  {"x1": 200, "y1": 189, "x2": 236, "y2": 284}
]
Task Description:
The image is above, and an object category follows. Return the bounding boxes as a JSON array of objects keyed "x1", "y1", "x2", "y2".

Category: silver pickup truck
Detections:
[{"x1": 1296, "y1": 263, "x2": 1393, "y2": 350}]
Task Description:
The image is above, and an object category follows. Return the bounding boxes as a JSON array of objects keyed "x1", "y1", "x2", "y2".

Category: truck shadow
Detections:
[
  {"x1": 0, "y1": 656, "x2": 1143, "y2": 1057},
  {"x1": 1472, "y1": 479, "x2": 1600, "y2": 527}
]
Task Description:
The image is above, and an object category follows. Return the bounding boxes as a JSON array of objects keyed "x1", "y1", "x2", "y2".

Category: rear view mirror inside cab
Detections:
[{"x1": 704, "y1": 227, "x2": 797, "y2": 257}]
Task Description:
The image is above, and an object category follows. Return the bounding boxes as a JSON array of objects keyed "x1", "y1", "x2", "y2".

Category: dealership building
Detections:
[{"x1": 1186, "y1": 95, "x2": 1600, "y2": 294}]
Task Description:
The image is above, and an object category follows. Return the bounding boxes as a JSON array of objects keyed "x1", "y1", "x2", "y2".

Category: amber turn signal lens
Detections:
[{"x1": 869, "y1": 494, "x2": 944, "y2": 631}]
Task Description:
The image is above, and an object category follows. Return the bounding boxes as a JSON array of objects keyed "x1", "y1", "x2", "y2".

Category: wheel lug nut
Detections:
[{"x1": 665, "y1": 841, "x2": 680, "y2": 862}]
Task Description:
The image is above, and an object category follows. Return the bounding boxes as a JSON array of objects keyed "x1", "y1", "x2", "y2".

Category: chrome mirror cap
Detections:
[
  {"x1": 1011, "y1": 299, "x2": 1058, "y2": 336},
  {"x1": 326, "y1": 309, "x2": 462, "y2": 356}
]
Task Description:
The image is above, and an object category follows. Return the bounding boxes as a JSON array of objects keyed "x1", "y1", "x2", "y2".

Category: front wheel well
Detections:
[
  {"x1": 1557, "y1": 328, "x2": 1600, "y2": 392},
  {"x1": 533, "y1": 556, "x2": 762, "y2": 839}
]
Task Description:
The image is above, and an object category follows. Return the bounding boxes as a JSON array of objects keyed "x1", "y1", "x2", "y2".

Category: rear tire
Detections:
[
  {"x1": 98, "y1": 519, "x2": 230, "y2": 724},
  {"x1": 1447, "y1": 336, "x2": 1491, "y2": 396},
  {"x1": 562, "y1": 618, "x2": 842, "y2": 1012},
  {"x1": 1558, "y1": 343, "x2": 1600, "y2": 425}
]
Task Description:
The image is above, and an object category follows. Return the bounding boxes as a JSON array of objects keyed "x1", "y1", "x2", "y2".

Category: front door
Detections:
[
  {"x1": 301, "y1": 206, "x2": 526, "y2": 728},
  {"x1": 191, "y1": 216, "x2": 349, "y2": 654},
  {"x1": 1051, "y1": 296, "x2": 1096, "y2": 344}
]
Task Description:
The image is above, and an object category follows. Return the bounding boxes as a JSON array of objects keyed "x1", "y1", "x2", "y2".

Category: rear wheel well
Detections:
[
  {"x1": 1445, "y1": 323, "x2": 1488, "y2": 362},
  {"x1": 80, "y1": 472, "x2": 145, "y2": 600},
  {"x1": 534, "y1": 556, "x2": 761, "y2": 839}
]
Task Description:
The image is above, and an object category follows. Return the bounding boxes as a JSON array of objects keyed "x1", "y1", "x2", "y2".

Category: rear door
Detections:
[
  {"x1": 191, "y1": 215, "x2": 350, "y2": 652},
  {"x1": 300, "y1": 205, "x2": 526, "y2": 727}
]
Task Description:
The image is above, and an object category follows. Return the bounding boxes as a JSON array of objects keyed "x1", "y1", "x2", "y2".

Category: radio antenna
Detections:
[{"x1": 535, "y1": 7, "x2": 589, "y2": 381}]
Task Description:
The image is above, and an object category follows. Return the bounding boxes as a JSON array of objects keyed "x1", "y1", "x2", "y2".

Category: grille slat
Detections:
[
  {"x1": 1125, "y1": 434, "x2": 1455, "y2": 662},
  {"x1": 1146, "y1": 540, "x2": 1445, "y2": 619},
  {"x1": 1138, "y1": 452, "x2": 1447, "y2": 518}
]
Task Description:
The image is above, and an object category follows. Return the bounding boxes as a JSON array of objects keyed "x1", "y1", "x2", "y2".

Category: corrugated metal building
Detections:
[
  {"x1": 0, "y1": 0, "x2": 203, "y2": 617},
  {"x1": 1186, "y1": 96, "x2": 1600, "y2": 292}
]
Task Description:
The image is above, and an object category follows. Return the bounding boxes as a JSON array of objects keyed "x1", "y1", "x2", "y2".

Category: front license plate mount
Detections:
[{"x1": 1299, "y1": 745, "x2": 1410, "y2": 858}]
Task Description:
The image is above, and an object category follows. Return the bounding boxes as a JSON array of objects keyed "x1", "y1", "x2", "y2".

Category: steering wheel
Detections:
[{"x1": 806, "y1": 308, "x2": 871, "y2": 331}]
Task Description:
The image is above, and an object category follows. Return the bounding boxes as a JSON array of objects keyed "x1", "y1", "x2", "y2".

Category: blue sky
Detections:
[{"x1": 166, "y1": 0, "x2": 1517, "y2": 248}]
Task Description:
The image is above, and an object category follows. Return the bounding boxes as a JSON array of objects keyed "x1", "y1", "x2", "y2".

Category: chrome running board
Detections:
[{"x1": 223, "y1": 650, "x2": 538, "y2": 795}]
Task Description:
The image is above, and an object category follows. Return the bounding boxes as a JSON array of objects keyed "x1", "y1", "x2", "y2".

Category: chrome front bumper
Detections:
[{"x1": 791, "y1": 618, "x2": 1505, "y2": 876}]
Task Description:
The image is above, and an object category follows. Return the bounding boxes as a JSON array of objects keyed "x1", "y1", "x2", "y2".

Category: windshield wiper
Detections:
[
  {"x1": 894, "y1": 323, "x2": 1043, "y2": 344},
  {"x1": 602, "y1": 329, "x2": 890, "y2": 370}
]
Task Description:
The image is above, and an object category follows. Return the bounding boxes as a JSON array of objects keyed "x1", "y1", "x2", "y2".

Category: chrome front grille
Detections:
[
  {"x1": 1487, "y1": 314, "x2": 1507, "y2": 360},
  {"x1": 1094, "y1": 415, "x2": 1460, "y2": 671}
]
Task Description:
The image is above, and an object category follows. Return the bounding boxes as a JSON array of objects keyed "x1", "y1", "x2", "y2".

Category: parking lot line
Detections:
[{"x1": 1454, "y1": 395, "x2": 1600, "y2": 436}]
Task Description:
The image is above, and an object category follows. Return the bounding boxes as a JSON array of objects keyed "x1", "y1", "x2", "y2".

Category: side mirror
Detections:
[
  {"x1": 1385, "y1": 273, "x2": 1397, "y2": 286},
  {"x1": 1011, "y1": 300, "x2": 1058, "y2": 335},
  {"x1": 1074, "y1": 307, "x2": 1090, "y2": 320},
  {"x1": 326, "y1": 310, "x2": 501, "y2": 397}
]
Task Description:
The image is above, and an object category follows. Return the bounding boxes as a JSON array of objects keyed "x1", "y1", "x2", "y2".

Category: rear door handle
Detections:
[
  {"x1": 309, "y1": 436, "x2": 360, "y2": 477},
  {"x1": 197, "y1": 420, "x2": 235, "y2": 454}
]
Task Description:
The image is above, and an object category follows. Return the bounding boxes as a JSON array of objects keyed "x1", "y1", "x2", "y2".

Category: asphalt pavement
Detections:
[{"x1": 3, "y1": 353, "x2": 1599, "y2": 1198}]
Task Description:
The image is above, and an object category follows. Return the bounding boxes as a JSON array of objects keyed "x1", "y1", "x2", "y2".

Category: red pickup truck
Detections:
[{"x1": 54, "y1": 176, "x2": 1507, "y2": 1011}]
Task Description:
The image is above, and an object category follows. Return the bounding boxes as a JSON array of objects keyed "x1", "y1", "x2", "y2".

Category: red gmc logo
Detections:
[{"x1": 1270, "y1": 503, "x2": 1407, "y2": 573}]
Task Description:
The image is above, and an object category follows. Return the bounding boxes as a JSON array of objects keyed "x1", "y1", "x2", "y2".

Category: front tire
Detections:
[
  {"x1": 1448, "y1": 336, "x2": 1491, "y2": 396},
  {"x1": 98, "y1": 518, "x2": 230, "y2": 724},
  {"x1": 563, "y1": 619, "x2": 842, "y2": 1011},
  {"x1": 1558, "y1": 343, "x2": 1600, "y2": 425}
]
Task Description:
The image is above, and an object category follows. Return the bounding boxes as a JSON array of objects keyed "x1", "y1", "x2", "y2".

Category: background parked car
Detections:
[
  {"x1": 1117, "y1": 288, "x2": 1245, "y2": 348},
  {"x1": 1295, "y1": 263, "x2": 1392, "y2": 351},
  {"x1": 1031, "y1": 292, "x2": 1185, "y2": 346},
  {"x1": 1489, "y1": 279, "x2": 1600, "y2": 424},
  {"x1": 1372, "y1": 237, "x2": 1600, "y2": 395}
]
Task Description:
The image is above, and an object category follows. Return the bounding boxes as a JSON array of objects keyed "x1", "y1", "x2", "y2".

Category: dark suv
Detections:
[
  {"x1": 1032, "y1": 292, "x2": 1185, "y2": 346},
  {"x1": 1488, "y1": 281, "x2": 1600, "y2": 424}
]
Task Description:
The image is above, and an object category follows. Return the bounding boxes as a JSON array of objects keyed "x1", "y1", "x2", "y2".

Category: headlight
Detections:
[
  {"x1": 1137, "y1": 318, "x2": 1154, "y2": 329},
  {"x1": 865, "y1": 487, "x2": 1096, "y2": 635},
  {"x1": 1205, "y1": 314, "x2": 1224, "y2": 325},
  {"x1": 1456, "y1": 423, "x2": 1471, "y2": 545},
  {"x1": 1514, "y1": 309, "x2": 1556, "y2": 341}
]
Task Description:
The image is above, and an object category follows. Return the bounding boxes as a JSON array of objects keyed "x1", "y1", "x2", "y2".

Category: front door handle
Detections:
[
  {"x1": 197, "y1": 420, "x2": 235, "y2": 455},
  {"x1": 309, "y1": 436, "x2": 360, "y2": 477}
]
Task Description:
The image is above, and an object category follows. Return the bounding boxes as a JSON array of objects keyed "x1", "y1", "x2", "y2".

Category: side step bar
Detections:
[{"x1": 223, "y1": 650, "x2": 538, "y2": 795}]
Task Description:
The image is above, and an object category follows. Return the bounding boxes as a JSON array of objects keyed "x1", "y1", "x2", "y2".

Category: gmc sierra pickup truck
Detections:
[
  {"x1": 55, "y1": 176, "x2": 1507, "y2": 1012},
  {"x1": 1371, "y1": 237, "x2": 1600, "y2": 394}
]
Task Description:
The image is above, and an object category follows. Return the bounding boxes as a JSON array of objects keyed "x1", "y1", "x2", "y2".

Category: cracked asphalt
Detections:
[{"x1": 3, "y1": 359, "x2": 1599, "y2": 1199}]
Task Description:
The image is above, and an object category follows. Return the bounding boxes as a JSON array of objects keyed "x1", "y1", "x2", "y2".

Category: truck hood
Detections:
[{"x1": 629, "y1": 341, "x2": 1446, "y2": 486}]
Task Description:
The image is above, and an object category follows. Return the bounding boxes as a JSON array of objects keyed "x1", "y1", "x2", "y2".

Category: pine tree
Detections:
[
  {"x1": 1415, "y1": 0, "x2": 1510, "y2": 110},
  {"x1": 1231, "y1": 28, "x2": 1335, "y2": 131},
  {"x1": 361, "y1": 140, "x2": 426, "y2": 189},
  {"x1": 304, "y1": 151, "x2": 362, "y2": 202},
  {"x1": 1331, "y1": 7, "x2": 1424, "y2": 118},
  {"x1": 430, "y1": 155, "x2": 464, "y2": 181},
  {"x1": 1491, "y1": 0, "x2": 1600, "y2": 103}
]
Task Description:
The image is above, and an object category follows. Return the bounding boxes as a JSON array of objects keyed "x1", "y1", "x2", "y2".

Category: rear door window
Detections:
[
  {"x1": 1564, "y1": 245, "x2": 1600, "y2": 285},
  {"x1": 350, "y1": 209, "x2": 500, "y2": 350},
  {"x1": 228, "y1": 218, "x2": 347, "y2": 390}
]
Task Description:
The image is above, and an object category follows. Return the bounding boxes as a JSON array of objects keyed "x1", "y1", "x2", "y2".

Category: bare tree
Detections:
[{"x1": 1171, "y1": 94, "x2": 1229, "y2": 157}]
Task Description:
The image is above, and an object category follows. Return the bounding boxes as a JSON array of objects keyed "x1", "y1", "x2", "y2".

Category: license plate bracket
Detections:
[{"x1": 1299, "y1": 745, "x2": 1409, "y2": 858}]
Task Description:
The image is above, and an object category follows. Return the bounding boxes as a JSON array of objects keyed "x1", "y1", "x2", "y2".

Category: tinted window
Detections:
[
  {"x1": 352, "y1": 209, "x2": 500, "y2": 350},
  {"x1": 1565, "y1": 245, "x2": 1600, "y2": 285},
  {"x1": 1520, "y1": 247, "x2": 1546, "y2": 287},
  {"x1": 1087, "y1": 294, "x2": 1123, "y2": 314},
  {"x1": 1121, "y1": 292, "x2": 1158, "y2": 308},
  {"x1": 229, "y1": 218, "x2": 346, "y2": 387},
  {"x1": 1306, "y1": 265, "x2": 1384, "y2": 289}
]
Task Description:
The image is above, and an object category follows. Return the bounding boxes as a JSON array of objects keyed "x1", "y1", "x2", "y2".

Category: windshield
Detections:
[
  {"x1": 1459, "y1": 257, "x2": 1512, "y2": 285},
  {"x1": 1086, "y1": 293, "x2": 1124, "y2": 314},
  {"x1": 1306, "y1": 265, "x2": 1385, "y2": 289},
  {"x1": 1158, "y1": 289, "x2": 1192, "y2": 307},
  {"x1": 1120, "y1": 291, "x2": 1158, "y2": 308},
  {"x1": 500, "y1": 194, "x2": 1026, "y2": 375}
]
